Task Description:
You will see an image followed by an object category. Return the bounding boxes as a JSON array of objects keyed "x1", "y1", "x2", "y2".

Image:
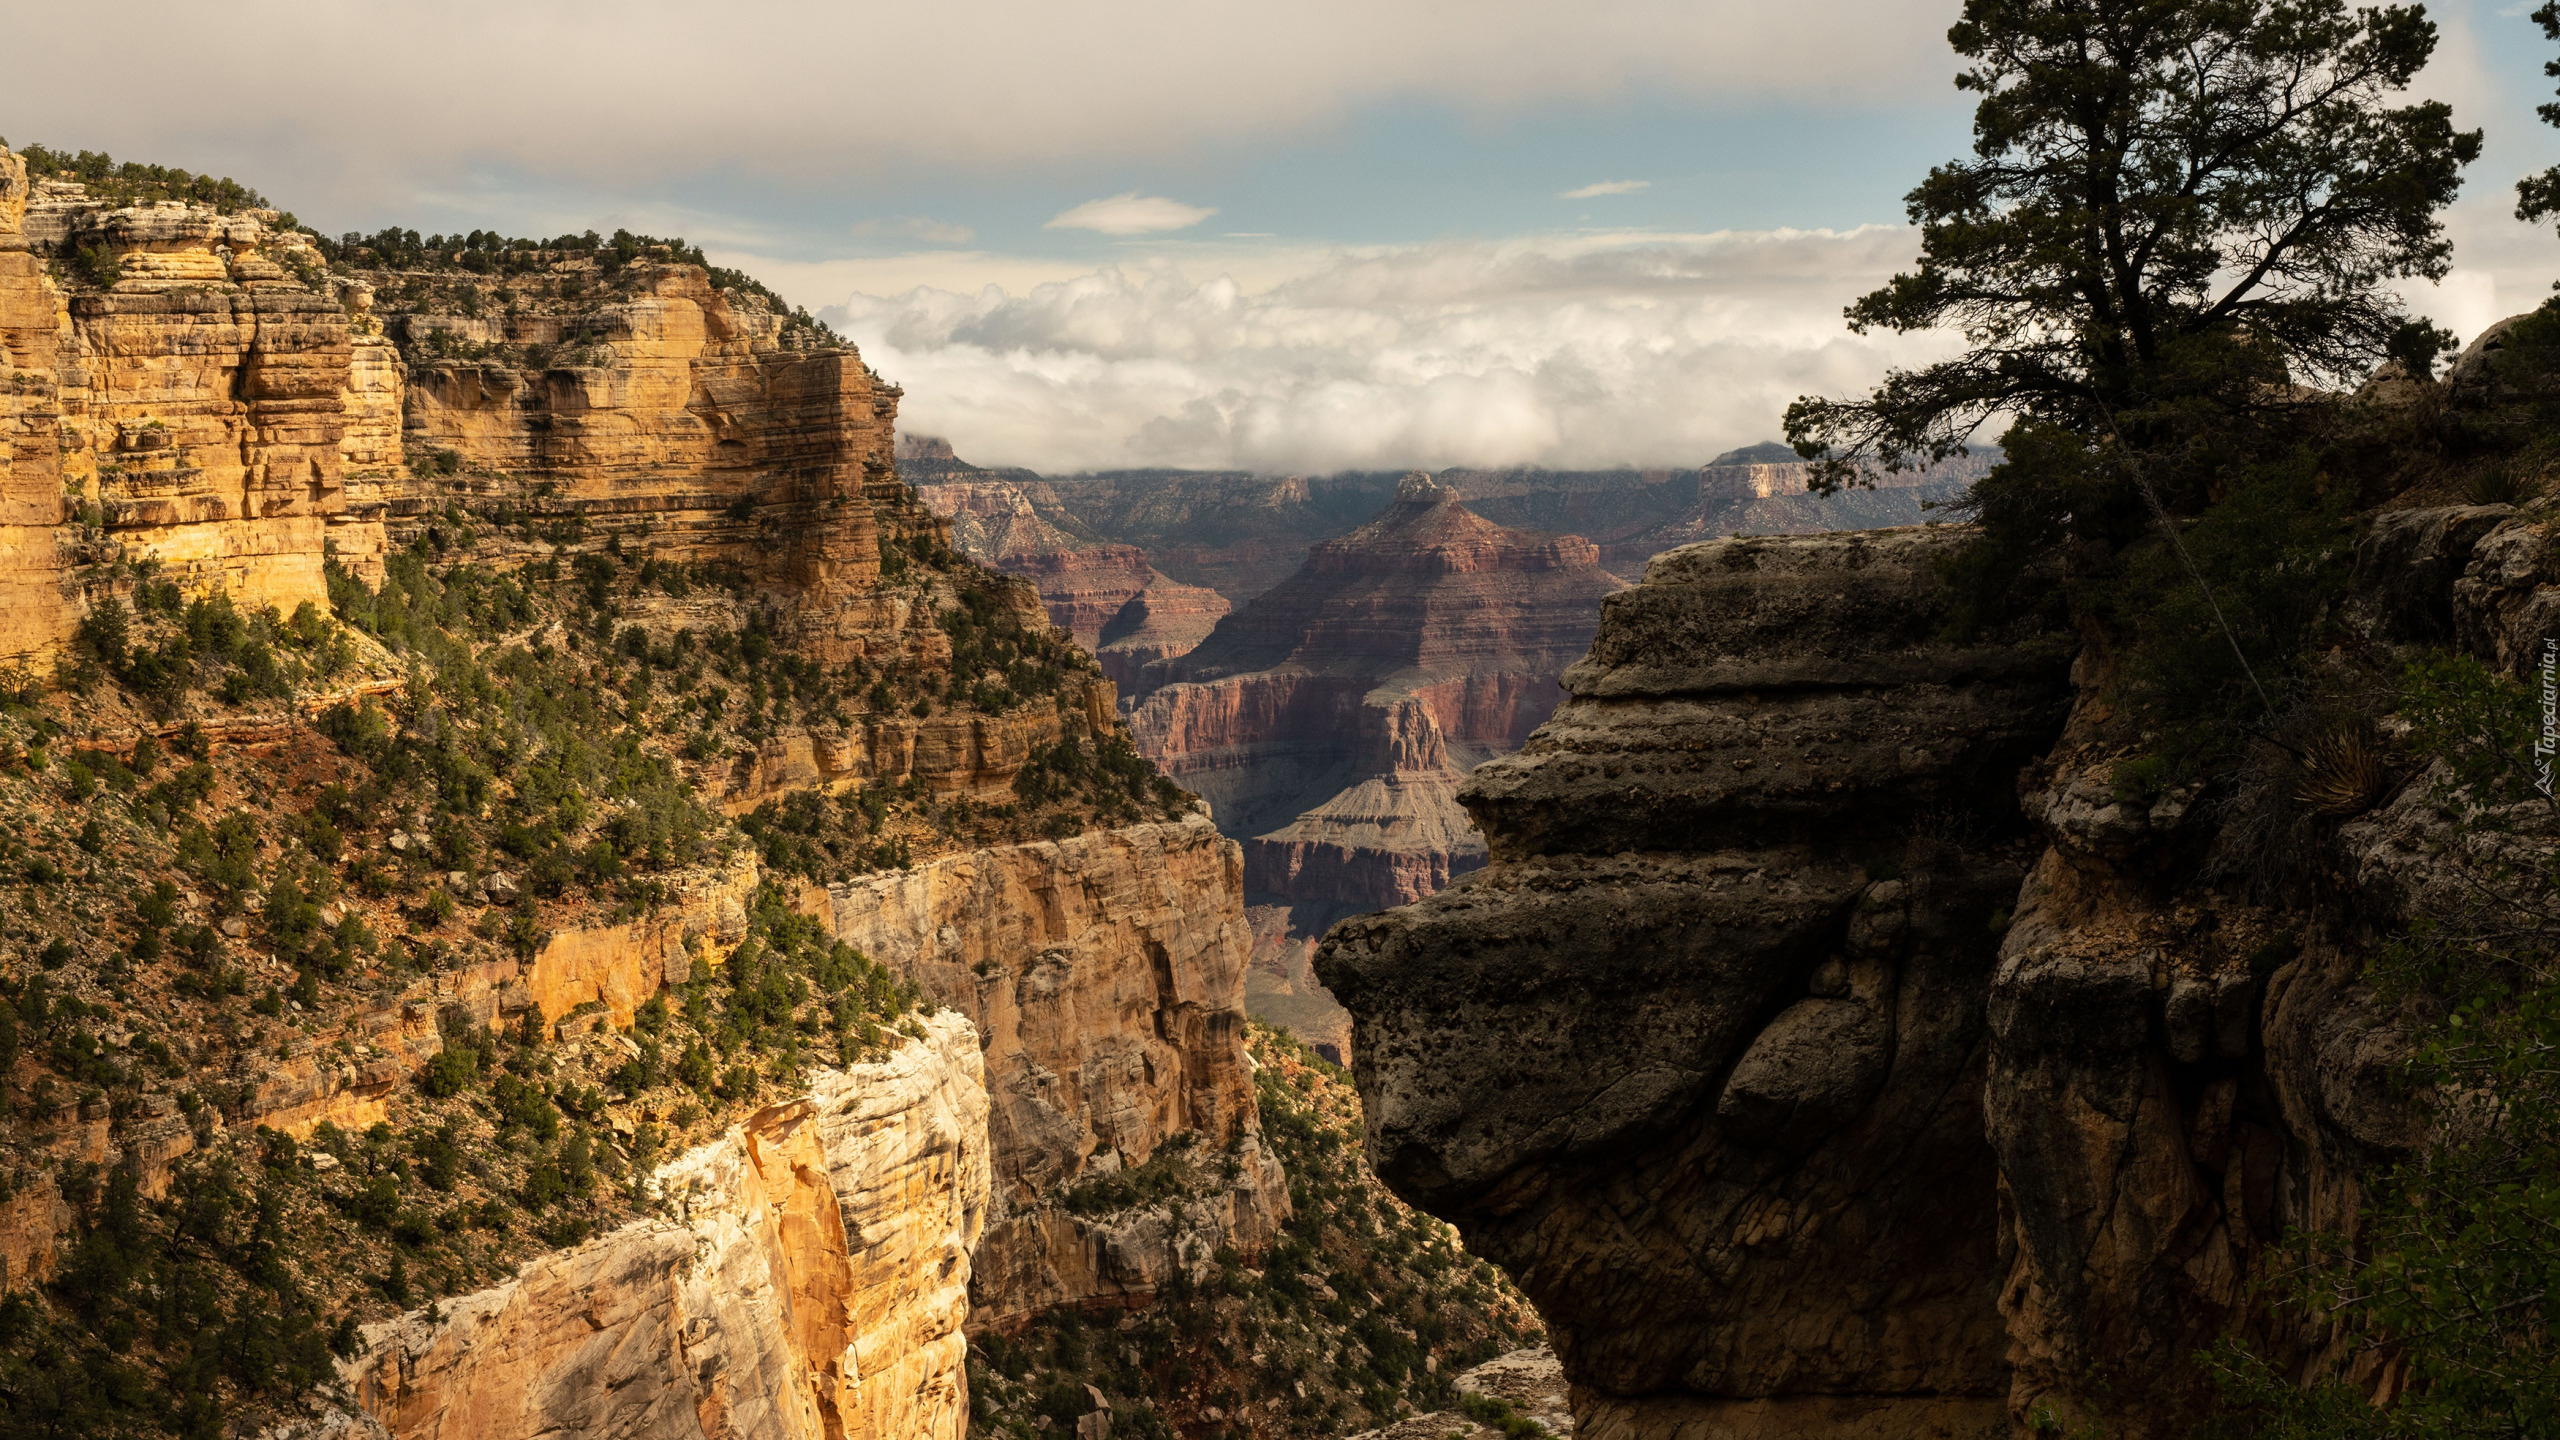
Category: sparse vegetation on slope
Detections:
[
  {"x1": 964, "y1": 1025, "x2": 1540, "y2": 1440},
  {"x1": 0, "y1": 474, "x2": 1192, "y2": 1434}
]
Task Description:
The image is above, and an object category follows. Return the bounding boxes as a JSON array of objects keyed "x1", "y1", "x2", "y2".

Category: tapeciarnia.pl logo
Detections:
[{"x1": 2539, "y1": 636, "x2": 2557, "y2": 800}]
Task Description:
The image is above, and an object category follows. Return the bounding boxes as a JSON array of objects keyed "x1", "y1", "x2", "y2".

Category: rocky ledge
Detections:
[{"x1": 1317, "y1": 527, "x2": 2075, "y2": 1440}]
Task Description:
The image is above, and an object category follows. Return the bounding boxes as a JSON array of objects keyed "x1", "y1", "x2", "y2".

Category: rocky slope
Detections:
[
  {"x1": 342, "y1": 1011, "x2": 990, "y2": 1440},
  {"x1": 961, "y1": 1025, "x2": 1545, "y2": 1440},
  {"x1": 0, "y1": 144, "x2": 1282, "y2": 1438},
  {"x1": 817, "y1": 815, "x2": 1285, "y2": 1328},
  {"x1": 1319, "y1": 478, "x2": 2560, "y2": 1438}
]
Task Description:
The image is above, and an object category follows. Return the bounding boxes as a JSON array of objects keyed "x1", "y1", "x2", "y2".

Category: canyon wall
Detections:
[
  {"x1": 913, "y1": 468, "x2": 1232, "y2": 685},
  {"x1": 1320, "y1": 497, "x2": 2560, "y2": 1439},
  {"x1": 1129, "y1": 473, "x2": 1622, "y2": 890},
  {"x1": 1, "y1": 151, "x2": 1275, "y2": 1378},
  {"x1": 0, "y1": 152, "x2": 386, "y2": 660},
  {"x1": 819, "y1": 814, "x2": 1287, "y2": 1327},
  {"x1": 1318, "y1": 527, "x2": 2077, "y2": 1440},
  {"x1": 344, "y1": 1011, "x2": 990, "y2": 1440}
]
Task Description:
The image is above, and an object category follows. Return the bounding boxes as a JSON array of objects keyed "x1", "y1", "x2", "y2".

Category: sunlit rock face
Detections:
[
  {"x1": 821, "y1": 814, "x2": 1287, "y2": 1328},
  {"x1": 0, "y1": 151, "x2": 387, "y2": 658},
  {"x1": 343, "y1": 1012, "x2": 991, "y2": 1440}
]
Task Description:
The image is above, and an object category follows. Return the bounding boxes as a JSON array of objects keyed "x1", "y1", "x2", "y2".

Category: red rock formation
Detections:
[
  {"x1": 1093, "y1": 576, "x2": 1228, "y2": 691},
  {"x1": 993, "y1": 543, "x2": 1156, "y2": 648},
  {"x1": 913, "y1": 464, "x2": 1232, "y2": 677},
  {"x1": 1127, "y1": 474, "x2": 1624, "y2": 1049}
]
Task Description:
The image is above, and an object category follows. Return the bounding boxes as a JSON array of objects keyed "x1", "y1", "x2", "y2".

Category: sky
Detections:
[{"x1": 12, "y1": 0, "x2": 2560, "y2": 472}]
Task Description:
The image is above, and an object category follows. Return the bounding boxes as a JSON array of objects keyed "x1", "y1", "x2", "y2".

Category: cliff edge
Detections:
[{"x1": 1317, "y1": 526, "x2": 2075, "y2": 1439}]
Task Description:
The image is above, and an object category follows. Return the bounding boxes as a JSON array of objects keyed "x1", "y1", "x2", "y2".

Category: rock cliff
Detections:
[
  {"x1": 344, "y1": 1011, "x2": 990, "y2": 1440},
  {"x1": 912, "y1": 462, "x2": 1231, "y2": 683},
  {"x1": 1321, "y1": 493, "x2": 2560, "y2": 1438},
  {"x1": 0, "y1": 145, "x2": 1279, "y2": 1436},
  {"x1": 1318, "y1": 527, "x2": 2076, "y2": 1439},
  {"x1": 818, "y1": 814, "x2": 1286, "y2": 1327},
  {"x1": 0, "y1": 150, "x2": 381, "y2": 659}
]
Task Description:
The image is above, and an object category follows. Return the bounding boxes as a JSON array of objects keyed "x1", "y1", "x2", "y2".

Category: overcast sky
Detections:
[{"x1": 13, "y1": 0, "x2": 2560, "y2": 472}]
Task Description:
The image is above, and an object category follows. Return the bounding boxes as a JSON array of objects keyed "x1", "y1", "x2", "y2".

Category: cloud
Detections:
[
  {"x1": 1047, "y1": 193, "x2": 1219, "y2": 235},
  {"x1": 0, "y1": 1, "x2": 1955, "y2": 219},
  {"x1": 814, "y1": 227, "x2": 1958, "y2": 473},
  {"x1": 851, "y1": 216, "x2": 977, "y2": 246},
  {"x1": 1561, "y1": 180, "x2": 1650, "y2": 198}
]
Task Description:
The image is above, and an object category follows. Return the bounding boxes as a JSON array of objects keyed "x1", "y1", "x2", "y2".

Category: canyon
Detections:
[
  {"x1": 908, "y1": 447, "x2": 1994, "y2": 1062},
  {"x1": 1124, "y1": 474, "x2": 1624, "y2": 1063},
  {"x1": 16, "y1": 128, "x2": 2542, "y2": 1440}
]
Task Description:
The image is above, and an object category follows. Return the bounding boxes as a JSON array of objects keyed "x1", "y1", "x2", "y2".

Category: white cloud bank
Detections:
[
  {"x1": 816, "y1": 226, "x2": 1966, "y2": 473},
  {"x1": 1046, "y1": 193, "x2": 1219, "y2": 235},
  {"x1": 1562, "y1": 180, "x2": 1651, "y2": 198}
]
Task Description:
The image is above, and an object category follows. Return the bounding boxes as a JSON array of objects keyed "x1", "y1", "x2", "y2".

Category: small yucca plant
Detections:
[{"x1": 2296, "y1": 720, "x2": 2385, "y2": 817}]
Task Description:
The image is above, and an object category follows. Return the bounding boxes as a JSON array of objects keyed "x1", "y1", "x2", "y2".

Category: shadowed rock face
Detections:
[{"x1": 1318, "y1": 527, "x2": 2074, "y2": 1440}]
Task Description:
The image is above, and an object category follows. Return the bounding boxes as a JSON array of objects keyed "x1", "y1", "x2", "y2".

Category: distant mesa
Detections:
[{"x1": 1122, "y1": 478, "x2": 1627, "y2": 1059}]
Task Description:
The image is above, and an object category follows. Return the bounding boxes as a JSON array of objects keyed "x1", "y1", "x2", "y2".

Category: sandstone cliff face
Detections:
[
  {"x1": 0, "y1": 151, "x2": 381, "y2": 659},
  {"x1": 344, "y1": 1011, "x2": 990, "y2": 1440},
  {"x1": 389, "y1": 262, "x2": 899, "y2": 628},
  {"x1": 819, "y1": 815, "x2": 1286, "y2": 1326},
  {"x1": 1318, "y1": 527, "x2": 2076, "y2": 1440},
  {"x1": 1324, "y1": 500, "x2": 2560, "y2": 1440}
]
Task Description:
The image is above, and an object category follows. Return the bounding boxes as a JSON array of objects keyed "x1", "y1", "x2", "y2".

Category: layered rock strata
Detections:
[
  {"x1": 1973, "y1": 495, "x2": 2558, "y2": 1437},
  {"x1": 1130, "y1": 474, "x2": 1623, "y2": 905},
  {"x1": 344, "y1": 1011, "x2": 990, "y2": 1440},
  {"x1": 1092, "y1": 574, "x2": 1228, "y2": 692},
  {"x1": 1318, "y1": 527, "x2": 2077, "y2": 1439},
  {"x1": 1127, "y1": 473, "x2": 1623, "y2": 1054},
  {"x1": 0, "y1": 149, "x2": 384, "y2": 659},
  {"x1": 1324, "y1": 497, "x2": 2560, "y2": 1439},
  {"x1": 819, "y1": 814, "x2": 1286, "y2": 1326},
  {"x1": 911, "y1": 462, "x2": 1232, "y2": 680}
]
